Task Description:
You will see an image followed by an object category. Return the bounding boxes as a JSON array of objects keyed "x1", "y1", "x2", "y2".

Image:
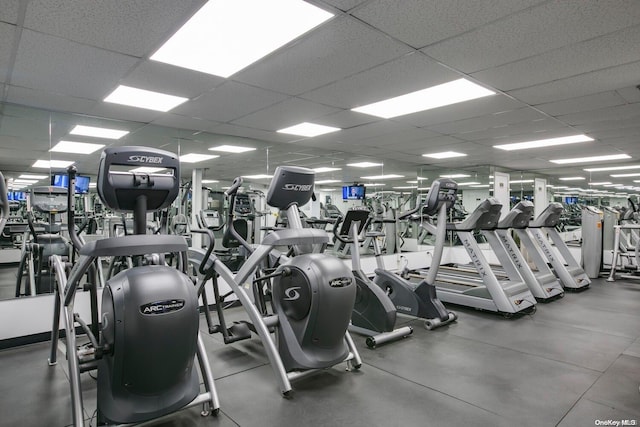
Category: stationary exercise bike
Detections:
[
  {"x1": 48, "y1": 147, "x2": 219, "y2": 426},
  {"x1": 373, "y1": 179, "x2": 458, "y2": 329},
  {"x1": 332, "y1": 209, "x2": 413, "y2": 347}
]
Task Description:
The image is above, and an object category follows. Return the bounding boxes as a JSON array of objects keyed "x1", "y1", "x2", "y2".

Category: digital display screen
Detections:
[
  {"x1": 51, "y1": 174, "x2": 90, "y2": 194},
  {"x1": 7, "y1": 191, "x2": 26, "y2": 201},
  {"x1": 564, "y1": 196, "x2": 578, "y2": 205},
  {"x1": 342, "y1": 185, "x2": 366, "y2": 200}
]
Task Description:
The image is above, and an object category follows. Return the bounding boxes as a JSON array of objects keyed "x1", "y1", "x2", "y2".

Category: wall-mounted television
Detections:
[
  {"x1": 51, "y1": 174, "x2": 90, "y2": 194},
  {"x1": 564, "y1": 196, "x2": 578, "y2": 205},
  {"x1": 7, "y1": 191, "x2": 26, "y2": 201},
  {"x1": 342, "y1": 185, "x2": 366, "y2": 200}
]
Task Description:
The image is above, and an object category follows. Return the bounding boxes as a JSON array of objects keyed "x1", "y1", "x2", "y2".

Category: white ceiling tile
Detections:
[
  {"x1": 588, "y1": 126, "x2": 640, "y2": 140},
  {"x1": 231, "y1": 97, "x2": 340, "y2": 131},
  {"x1": 453, "y1": 118, "x2": 566, "y2": 142},
  {"x1": 616, "y1": 86, "x2": 640, "y2": 103},
  {"x1": 575, "y1": 116, "x2": 640, "y2": 133},
  {"x1": 23, "y1": 0, "x2": 206, "y2": 57},
  {"x1": 301, "y1": 52, "x2": 457, "y2": 108},
  {"x1": 355, "y1": 127, "x2": 441, "y2": 148},
  {"x1": 556, "y1": 104, "x2": 640, "y2": 126},
  {"x1": 428, "y1": 108, "x2": 547, "y2": 135},
  {"x1": 123, "y1": 61, "x2": 223, "y2": 99},
  {"x1": 5, "y1": 85, "x2": 97, "y2": 114},
  {"x1": 317, "y1": 120, "x2": 416, "y2": 144},
  {"x1": 353, "y1": 0, "x2": 545, "y2": 48},
  {"x1": 321, "y1": 0, "x2": 369, "y2": 11},
  {"x1": 173, "y1": 81, "x2": 288, "y2": 123},
  {"x1": 423, "y1": 0, "x2": 640, "y2": 73},
  {"x1": 0, "y1": 0, "x2": 20, "y2": 24},
  {"x1": 0, "y1": 22, "x2": 16, "y2": 83},
  {"x1": 150, "y1": 114, "x2": 221, "y2": 133},
  {"x1": 393, "y1": 95, "x2": 525, "y2": 128},
  {"x1": 508, "y1": 60, "x2": 640, "y2": 105},
  {"x1": 472, "y1": 25, "x2": 640, "y2": 91},
  {"x1": 535, "y1": 91, "x2": 627, "y2": 116},
  {"x1": 234, "y1": 16, "x2": 411, "y2": 95},
  {"x1": 87, "y1": 102, "x2": 163, "y2": 124},
  {"x1": 313, "y1": 109, "x2": 379, "y2": 129},
  {"x1": 210, "y1": 123, "x2": 299, "y2": 143},
  {"x1": 12, "y1": 30, "x2": 138, "y2": 100}
]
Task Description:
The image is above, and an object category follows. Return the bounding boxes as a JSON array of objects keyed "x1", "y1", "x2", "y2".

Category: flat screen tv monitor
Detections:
[
  {"x1": 342, "y1": 185, "x2": 366, "y2": 200},
  {"x1": 51, "y1": 174, "x2": 90, "y2": 194},
  {"x1": 8, "y1": 191, "x2": 26, "y2": 201},
  {"x1": 564, "y1": 196, "x2": 578, "y2": 205}
]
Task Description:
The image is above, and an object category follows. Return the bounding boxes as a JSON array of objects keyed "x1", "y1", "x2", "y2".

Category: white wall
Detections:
[{"x1": 462, "y1": 189, "x2": 491, "y2": 213}]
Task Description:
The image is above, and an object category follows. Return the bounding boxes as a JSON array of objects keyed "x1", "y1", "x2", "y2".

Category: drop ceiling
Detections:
[{"x1": 1, "y1": 0, "x2": 640, "y2": 192}]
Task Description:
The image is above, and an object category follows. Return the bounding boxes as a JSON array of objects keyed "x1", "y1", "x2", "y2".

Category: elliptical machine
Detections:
[
  {"x1": 15, "y1": 186, "x2": 71, "y2": 296},
  {"x1": 332, "y1": 209, "x2": 413, "y2": 347},
  {"x1": 48, "y1": 147, "x2": 219, "y2": 426},
  {"x1": 189, "y1": 166, "x2": 361, "y2": 396},
  {"x1": 373, "y1": 179, "x2": 458, "y2": 329},
  {"x1": 0, "y1": 172, "x2": 8, "y2": 239}
]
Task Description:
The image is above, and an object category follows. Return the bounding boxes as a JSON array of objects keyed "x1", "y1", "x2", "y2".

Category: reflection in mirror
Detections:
[{"x1": 0, "y1": 106, "x2": 54, "y2": 300}]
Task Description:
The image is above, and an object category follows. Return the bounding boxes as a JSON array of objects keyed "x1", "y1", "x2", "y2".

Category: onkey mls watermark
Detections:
[{"x1": 595, "y1": 420, "x2": 637, "y2": 426}]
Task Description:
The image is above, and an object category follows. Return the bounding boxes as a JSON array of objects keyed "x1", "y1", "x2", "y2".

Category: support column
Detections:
[{"x1": 191, "y1": 168, "x2": 203, "y2": 249}]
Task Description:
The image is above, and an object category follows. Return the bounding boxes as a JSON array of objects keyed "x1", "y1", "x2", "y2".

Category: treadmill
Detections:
[
  {"x1": 417, "y1": 198, "x2": 537, "y2": 316},
  {"x1": 513, "y1": 202, "x2": 590, "y2": 290},
  {"x1": 489, "y1": 201, "x2": 565, "y2": 301}
]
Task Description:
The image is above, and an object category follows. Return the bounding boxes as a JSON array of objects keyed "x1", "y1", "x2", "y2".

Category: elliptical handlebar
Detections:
[
  {"x1": 66, "y1": 165, "x2": 85, "y2": 251},
  {"x1": 0, "y1": 171, "x2": 8, "y2": 223},
  {"x1": 332, "y1": 215, "x2": 371, "y2": 244},
  {"x1": 189, "y1": 228, "x2": 217, "y2": 275},
  {"x1": 224, "y1": 176, "x2": 243, "y2": 197}
]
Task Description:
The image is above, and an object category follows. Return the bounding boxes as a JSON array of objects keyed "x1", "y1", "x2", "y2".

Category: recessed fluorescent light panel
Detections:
[
  {"x1": 209, "y1": 145, "x2": 256, "y2": 153},
  {"x1": 588, "y1": 182, "x2": 612, "y2": 186},
  {"x1": 150, "y1": 0, "x2": 333, "y2": 78},
  {"x1": 510, "y1": 179, "x2": 535, "y2": 184},
  {"x1": 276, "y1": 122, "x2": 340, "y2": 137},
  {"x1": 32, "y1": 160, "x2": 75, "y2": 169},
  {"x1": 364, "y1": 183, "x2": 385, "y2": 187},
  {"x1": 19, "y1": 174, "x2": 47, "y2": 179},
  {"x1": 470, "y1": 184, "x2": 490, "y2": 188},
  {"x1": 550, "y1": 154, "x2": 631, "y2": 164},
  {"x1": 104, "y1": 85, "x2": 188, "y2": 112},
  {"x1": 558, "y1": 177, "x2": 586, "y2": 181},
  {"x1": 313, "y1": 167, "x2": 341, "y2": 173},
  {"x1": 13, "y1": 179, "x2": 39, "y2": 184},
  {"x1": 393, "y1": 186, "x2": 417, "y2": 189},
  {"x1": 457, "y1": 181, "x2": 481, "y2": 186},
  {"x1": 50, "y1": 140, "x2": 105, "y2": 154},
  {"x1": 243, "y1": 174, "x2": 272, "y2": 179},
  {"x1": 360, "y1": 174, "x2": 404, "y2": 180},
  {"x1": 202, "y1": 179, "x2": 219, "y2": 184},
  {"x1": 584, "y1": 164, "x2": 640, "y2": 172},
  {"x1": 315, "y1": 179, "x2": 340, "y2": 184},
  {"x1": 423, "y1": 151, "x2": 467, "y2": 159},
  {"x1": 70, "y1": 125, "x2": 129, "y2": 140},
  {"x1": 352, "y1": 79, "x2": 495, "y2": 119},
  {"x1": 347, "y1": 162, "x2": 383, "y2": 168},
  {"x1": 493, "y1": 134, "x2": 593, "y2": 151},
  {"x1": 610, "y1": 173, "x2": 640, "y2": 178},
  {"x1": 179, "y1": 153, "x2": 219, "y2": 163},
  {"x1": 440, "y1": 174, "x2": 470, "y2": 178}
]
